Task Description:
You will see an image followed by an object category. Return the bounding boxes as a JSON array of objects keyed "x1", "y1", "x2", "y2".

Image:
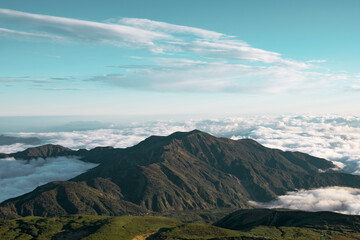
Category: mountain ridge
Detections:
[
  {"x1": 1, "y1": 130, "x2": 360, "y2": 219},
  {"x1": 214, "y1": 208, "x2": 360, "y2": 230}
]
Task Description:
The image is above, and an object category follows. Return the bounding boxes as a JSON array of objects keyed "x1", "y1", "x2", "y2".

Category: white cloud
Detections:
[
  {"x1": 306, "y1": 59, "x2": 327, "y2": 63},
  {"x1": 0, "y1": 8, "x2": 308, "y2": 67},
  {"x1": 0, "y1": 157, "x2": 97, "y2": 203},
  {"x1": 251, "y1": 187, "x2": 360, "y2": 215},
  {"x1": 0, "y1": 8, "x2": 171, "y2": 52},
  {"x1": 119, "y1": 18, "x2": 308, "y2": 67},
  {"x1": 0, "y1": 27, "x2": 65, "y2": 41},
  {"x1": 171, "y1": 40, "x2": 283, "y2": 64},
  {"x1": 0, "y1": 143, "x2": 28, "y2": 154},
  {"x1": 119, "y1": 18, "x2": 224, "y2": 40},
  {"x1": 91, "y1": 58, "x2": 334, "y2": 93}
]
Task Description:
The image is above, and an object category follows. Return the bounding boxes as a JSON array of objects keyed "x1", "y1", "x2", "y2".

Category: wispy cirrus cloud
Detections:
[
  {"x1": 90, "y1": 58, "x2": 338, "y2": 93},
  {"x1": 118, "y1": 17, "x2": 225, "y2": 39},
  {"x1": 344, "y1": 74, "x2": 360, "y2": 91},
  {"x1": 0, "y1": 8, "x2": 305, "y2": 66},
  {"x1": 0, "y1": 75, "x2": 85, "y2": 90},
  {"x1": 42, "y1": 88, "x2": 85, "y2": 91},
  {"x1": 0, "y1": 8, "x2": 349, "y2": 93},
  {"x1": 0, "y1": 27, "x2": 65, "y2": 41},
  {"x1": 118, "y1": 18, "x2": 306, "y2": 66},
  {"x1": 0, "y1": 8, "x2": 171, "y2": 52},
  {"x1": 0, "y1": 76, "x2": 47, "y2": 84}
]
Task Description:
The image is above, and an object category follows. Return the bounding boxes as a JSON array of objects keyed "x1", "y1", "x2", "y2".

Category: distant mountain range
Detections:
[
  {"x1": 1, "y1": 130, "x2": 360, "y2": 219},
  {"x1": 0, "y1": 135, "x2": 41, "y2": 146}
]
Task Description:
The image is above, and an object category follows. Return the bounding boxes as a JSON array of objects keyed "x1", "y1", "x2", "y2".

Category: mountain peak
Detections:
[
  {"x1": 132, "y1": 129, "x2": 208, "y2": 148},
  {"x1": 9, "y1": 144, "x2": 74, "y2": 160},
  {"x1": 167, "y1": 129, "x2": 206, "y2": 139}
]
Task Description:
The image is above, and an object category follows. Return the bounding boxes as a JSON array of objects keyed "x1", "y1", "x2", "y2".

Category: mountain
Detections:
[
  {"x1": 0, "y1": 135, "x2": 41, "y2": 146},
  {"x1": 1, "y1": 130, "x2": 360, "y2": 219},
  {"x1": 0, "y1": 144, "x2": 117, "y2": 163},
  {"x1": 7, "y1": 144, "x2": 74, "y2": 159},
  {"x1": 215, "y1": 208, "x2": 360, "y2": 231}
]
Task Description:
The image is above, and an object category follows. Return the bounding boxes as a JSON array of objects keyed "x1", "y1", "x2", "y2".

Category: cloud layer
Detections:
[
  {"x1": 0, "y1": 157, "x2": 97, "y2": 203},
  {"x1": 252, "y1": 187, "x2": 360, "y2": 215},
  {"x1": 1, "y1": 115, "x2": 360, "y2": 175}
]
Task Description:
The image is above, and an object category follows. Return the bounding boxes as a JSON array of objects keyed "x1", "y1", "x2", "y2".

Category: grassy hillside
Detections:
[
  {"x1": 0, "y1": 215, "x2": 180, "y2": 240},
  {"x1": 1, "y1": 215, "x2": 360, "y2": 240}
]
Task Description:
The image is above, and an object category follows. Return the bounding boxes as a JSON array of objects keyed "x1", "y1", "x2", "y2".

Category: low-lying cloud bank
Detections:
[
  {"x1": 2, "y1": 115, "x2": 359, "y2": 175},
  {"x1": 0, "y1": 157, "x2": 98, "y2": 203},
  {"x1": 251, "y1": 187, "x2": 360, "y2": 215}
]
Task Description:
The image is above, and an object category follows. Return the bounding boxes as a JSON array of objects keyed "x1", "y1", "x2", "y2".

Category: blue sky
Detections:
[{"x1": 1, "y1": 0, "x2": 360, "y2": 117}]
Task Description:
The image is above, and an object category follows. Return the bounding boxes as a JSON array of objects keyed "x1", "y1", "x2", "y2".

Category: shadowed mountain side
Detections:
[
  {"x1": 214, "y1": 208, "x2": 360, "y2": 231},
  {"x1": 0, "y1": 178, "x2": 147, "y2": 219},
  {"x1": 2, "y1": 130, "x2": 360, "y2": 219}
]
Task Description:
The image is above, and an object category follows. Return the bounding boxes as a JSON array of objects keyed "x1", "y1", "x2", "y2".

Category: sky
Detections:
[{"x1": 0, "y1": 0, "x2": 360, "y2": 118}]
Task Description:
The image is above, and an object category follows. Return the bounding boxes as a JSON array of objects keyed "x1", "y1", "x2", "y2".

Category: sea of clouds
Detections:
[
  {"x1": 2, "y1": 115, "x2": 360, "y2": 173},
  {"x1": 1, "y1": 114, "x2": 360, "y2": 212},
  {"x1": 0, "y1": 157, "x2": 97, "y2": 203}
]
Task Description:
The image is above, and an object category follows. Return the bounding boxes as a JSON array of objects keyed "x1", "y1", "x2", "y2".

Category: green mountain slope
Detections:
[{"x1": 1, "y1": 213, "x2": 360, "y2": 240}]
